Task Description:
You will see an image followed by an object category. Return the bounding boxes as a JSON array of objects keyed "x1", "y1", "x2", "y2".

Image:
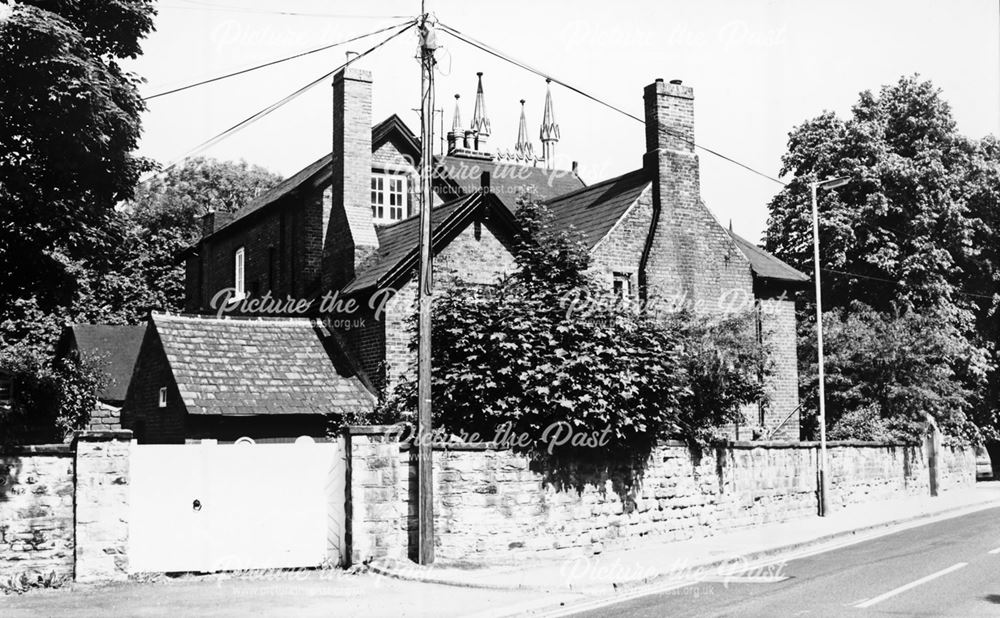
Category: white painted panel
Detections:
[
  {"x1": 128, "y1": 443, "x2": 210, "y2": 573},
  {"x1": 128, "y1": 441, "x2": 345, "y2": 574}
]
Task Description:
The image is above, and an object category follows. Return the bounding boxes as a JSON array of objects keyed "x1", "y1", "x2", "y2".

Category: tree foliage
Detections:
[
  {"x1": 122, "y1": 157, "x2": 283, "y2": 311},
  {"x1": 0, "y1": 0, "x2": 156, "y2": 345},
  {"x1": 0, "y1": 345, "x2": 108, "y2": 445},
  {"x1": 765, "y1": 75, "x2": 1000, "y2": 442},
  {"x1": 378, "y1": 199, "x2": 768, "y2": 465},
  {"x1": 800, "y1": 304, "x2": 985, "y2": 443}
]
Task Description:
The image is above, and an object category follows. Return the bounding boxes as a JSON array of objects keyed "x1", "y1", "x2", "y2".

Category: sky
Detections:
[{"x1": 127, "y1": 0, "x2": 1000, "y2": 243}]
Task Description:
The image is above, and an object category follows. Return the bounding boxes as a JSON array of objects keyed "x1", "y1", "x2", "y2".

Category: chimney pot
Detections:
[
  {"x1": 571, "y1": 161, "x2": 579, "y2": 174},
  {"x1": 669, "y1": 79, "x2": 683, "y2": 85}
]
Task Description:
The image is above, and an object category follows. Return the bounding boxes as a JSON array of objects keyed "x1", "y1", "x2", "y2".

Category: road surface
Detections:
[{"x1": 570, "y1": 506, "x2": 1000, "y2": 617}]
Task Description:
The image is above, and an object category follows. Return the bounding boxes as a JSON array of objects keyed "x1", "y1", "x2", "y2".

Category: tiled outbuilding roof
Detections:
[
  {"x1": 544, "y1": 168, "x2": 652, "y2": 249},
  {"x1": 728, "y1": 231, "x2": 810, "y2": 283},
  {"x1": 57, "y1": 324, "x2": 146, "y2": 402},
  {"x1": 435, "y1": 154, "x2": 586, "y2": 211},
  {"x1": 151, "y1": 313, "x2": 375, "y2": 416}
]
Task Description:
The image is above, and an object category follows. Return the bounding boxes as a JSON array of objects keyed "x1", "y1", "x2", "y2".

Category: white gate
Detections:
[{"x1": 128, "y1": 439, "x2": 346, "y2": 573}]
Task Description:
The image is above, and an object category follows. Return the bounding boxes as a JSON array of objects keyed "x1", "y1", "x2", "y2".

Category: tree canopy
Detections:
[
  {"x1": 377, "y1": 198, "x2": 769, "y2": 467},
  {"x1": 765, "y1": 75, "x2": 1000, "y2": 443}
]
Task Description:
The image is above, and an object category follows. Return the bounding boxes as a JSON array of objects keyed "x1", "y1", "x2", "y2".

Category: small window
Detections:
[
  {"x1": 0, "y1": 373, "x2": 12, "y2": 409},
  {"x1": 371, "y1": 174, "x2": 407, "y2": 223},
  {"x1": 158, "y1": 387, "x2": 167, "y2": 408},
  {"x1": 612, "y1": 272, "x2": 632, "y2": 303},
  {"x1": 234, "y1": 247, "x2": 245, "y2": 299}
]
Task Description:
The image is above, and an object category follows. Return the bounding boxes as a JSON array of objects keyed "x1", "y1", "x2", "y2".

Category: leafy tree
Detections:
[
  {"x1": 122, "y1": 157, "x2": 283, "y2": 311},
  {"x1": 799, "y1": 304, "x2": 985, "y2": 443},
  {"x1": 0, "y1": 0, "x2": 156, "y2": 347},
  {"x1": 0, "y1": 345, "x2": 108, "y2": 445},
  {"x1": 765, "y1": 75, "x2": 979, "y2": 318},
  {"x1": 765, "y1": 75, "x2": 998, "y2": 445},
  {"x1": 377, "y1": 199, "x2": 768, "y2": 471}
]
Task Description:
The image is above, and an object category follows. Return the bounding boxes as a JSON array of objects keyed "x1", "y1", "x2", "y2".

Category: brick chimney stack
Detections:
[
  {"x1": 322, "y1": 67, "x2": 378, "y2": 290},
  {"x1": 640, "y1": 77, "x2": 750, "y2": 310}
]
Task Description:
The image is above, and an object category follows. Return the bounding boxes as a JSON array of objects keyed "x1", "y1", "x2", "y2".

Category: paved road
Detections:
[{"x1": 571, "y1": 506, "x2": 1000, "y2": 617}]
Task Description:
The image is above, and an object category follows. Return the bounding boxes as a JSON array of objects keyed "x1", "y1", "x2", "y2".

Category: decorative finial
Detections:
[
  {"x1": 451, "y1": 93, "x2": 462, "y2": 133},
  {"x1": 540, "y1": 80, "x2": 560, "y2": 170},
  {"x1": 471, "y1": 72, "x2": 491, "y2": 151},
  {"x1": 515, "y1": 98, "x2": 534, "y2": 162}
]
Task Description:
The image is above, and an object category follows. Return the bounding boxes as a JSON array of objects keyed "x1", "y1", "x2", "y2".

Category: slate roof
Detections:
[
  {"x1": 58, "y1": 325, "x2": 146, "y2": 402},
  {"x1": 151, "y1": 313, "x2": 375, "y2": 416},
  {"x1": 728, "y1": 231, "x2": 809, "y2": 283},
  {"x1": 342, "y1": 194, "x2": 482, "y2": 294},
  {"x1": 544, "y1": 168, "x2": 652, "y2": 249},
  {"x1": 435, "y1": 154, "x2": 586, "y2": 211}
]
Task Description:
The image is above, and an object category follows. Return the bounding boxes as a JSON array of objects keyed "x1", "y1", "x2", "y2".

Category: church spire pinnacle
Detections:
[
  {"x1": 540, "y1": 79, "x2": 560, "y2": 170},
  {"x1": 514, "y1": 99, "x2": 534, "y2": 162},
  {"x1": 470, "y1": 72, "x2": 491, "y2": 152},
  {"x1": 447, "y1": 93, "x2": 464, "y2": 152}
]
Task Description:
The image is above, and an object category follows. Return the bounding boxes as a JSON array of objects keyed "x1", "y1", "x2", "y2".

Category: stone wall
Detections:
[
  {"x1": 0, "y1": 445, "x2": 75, "y2": 583},
  {"x1": 347, "y1": 429, "x2": 978, "y2": 565},
  {"x1": 74, "y1": 433, "x2": 131, "y2": 583}
]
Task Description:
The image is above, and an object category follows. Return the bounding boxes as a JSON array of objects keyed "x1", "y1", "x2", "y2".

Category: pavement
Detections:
[{"x1": 370, "y1": 482, "x2": 1000, "y2": 597}]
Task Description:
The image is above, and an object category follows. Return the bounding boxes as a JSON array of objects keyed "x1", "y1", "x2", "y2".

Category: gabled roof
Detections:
[
  {"x1": 57, "y1": 324, "x2": 146, "y2": 402},
  {"x1": 343, "y1": 192, "x2": 513, "y2": 294},
  {"x1": 206, "y1": 114, "x2": 419, "y2": 240},
  {"x1": 728, "y1": 231, "x2": 809, "y2": 283},
  {"x1": 151, "y1": 313, "x2": 375, "y2": 416},
  {"x1": 435, "y1": 154, "x2": 585, "y2": 212},
  {"x1": 544, "y1": 168, "x2": 652, "y2": 249}
]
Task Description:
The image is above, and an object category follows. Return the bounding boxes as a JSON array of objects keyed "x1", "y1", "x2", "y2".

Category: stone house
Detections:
[{"x1": 127, "y1": 67, "x2": 807, "y2": 442}]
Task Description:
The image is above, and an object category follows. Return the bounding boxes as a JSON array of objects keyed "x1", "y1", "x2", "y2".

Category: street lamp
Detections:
[{"x1": 810, "y1": 175, "x2": 849, "y2": 517}]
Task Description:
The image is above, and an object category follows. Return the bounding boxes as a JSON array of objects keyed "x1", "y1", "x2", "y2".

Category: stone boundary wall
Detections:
[
  {"x1": 346, "y1": 428, "x2": 977, "y2": 565},
  {"x1": 0, "y1": 432, "x2": 131, "y2": 586},
  {"x1": 0, "y1": 445, "x2": 75, "y2": 583}
]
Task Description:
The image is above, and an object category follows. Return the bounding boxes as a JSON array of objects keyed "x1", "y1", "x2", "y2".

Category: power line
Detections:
[
  {"x1": 157, "y1": 20, "x2": 417, "y2": 175},
  {"x1": 822, "y1": 267, "x2": 996, "y2": 300},
  {"x1": 161, "y1": 1, "x2": 410, "y2": 19},
  {"x1": 143, "y1": 20, "x2": 413, "y2": 101},
  {"x1": 435, "y1": 21, "x2": 787, "y2": 187}
]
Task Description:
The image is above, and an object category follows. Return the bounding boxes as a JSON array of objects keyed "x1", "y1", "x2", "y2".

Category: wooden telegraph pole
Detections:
[{"x1": 416, "y1": 9, "x2": 436, "y2": 565}]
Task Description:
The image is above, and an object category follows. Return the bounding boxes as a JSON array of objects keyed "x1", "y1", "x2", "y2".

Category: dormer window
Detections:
[{"x1": 371, "y1": 173, "x2": 407, "y2": 223}]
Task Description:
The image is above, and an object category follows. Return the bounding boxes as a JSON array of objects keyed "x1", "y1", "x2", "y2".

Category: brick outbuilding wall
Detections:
[{"x1": 121, "y1": 328, "x2": 186, "y2": 444}]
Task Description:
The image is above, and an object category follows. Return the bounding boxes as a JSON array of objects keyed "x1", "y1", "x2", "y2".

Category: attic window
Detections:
[
  {"x1": 371, "y1": 174, "x2": 406, "y2": 223},
  {"x1": 158, "y1": 387, "x2": 167, "y2": 408}
]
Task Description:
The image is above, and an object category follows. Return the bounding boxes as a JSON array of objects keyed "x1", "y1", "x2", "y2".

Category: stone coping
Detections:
[
  {"x1": 346, "y1": 426, "x2": 920, "y2": 452},
  {"x1": 72, "y1": 430, "x2": 133, "y2": 444},
  {"x1": 0, "y1": 443, "x2": 74, "y2": 456}
]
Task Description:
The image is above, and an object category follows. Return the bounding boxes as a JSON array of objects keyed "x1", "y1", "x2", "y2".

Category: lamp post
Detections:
[{"x1": 810, "y1": 175, "x2": 849, "y2": 517}]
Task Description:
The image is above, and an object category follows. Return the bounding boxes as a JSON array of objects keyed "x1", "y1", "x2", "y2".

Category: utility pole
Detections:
[{"x1": 416, "y1": 8, "x2": 436, "y2": 565}]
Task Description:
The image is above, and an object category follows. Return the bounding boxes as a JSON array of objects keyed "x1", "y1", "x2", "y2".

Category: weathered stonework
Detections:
[
  {"x1": 74, "y1": 432, "x2": 131, "y2": 583},
  {"x1": 0, "y1": 446, "x2": 75, "y2": 583},
  {"x1": 348, "y1": 436, "x2": 977, "y2": 564}
]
